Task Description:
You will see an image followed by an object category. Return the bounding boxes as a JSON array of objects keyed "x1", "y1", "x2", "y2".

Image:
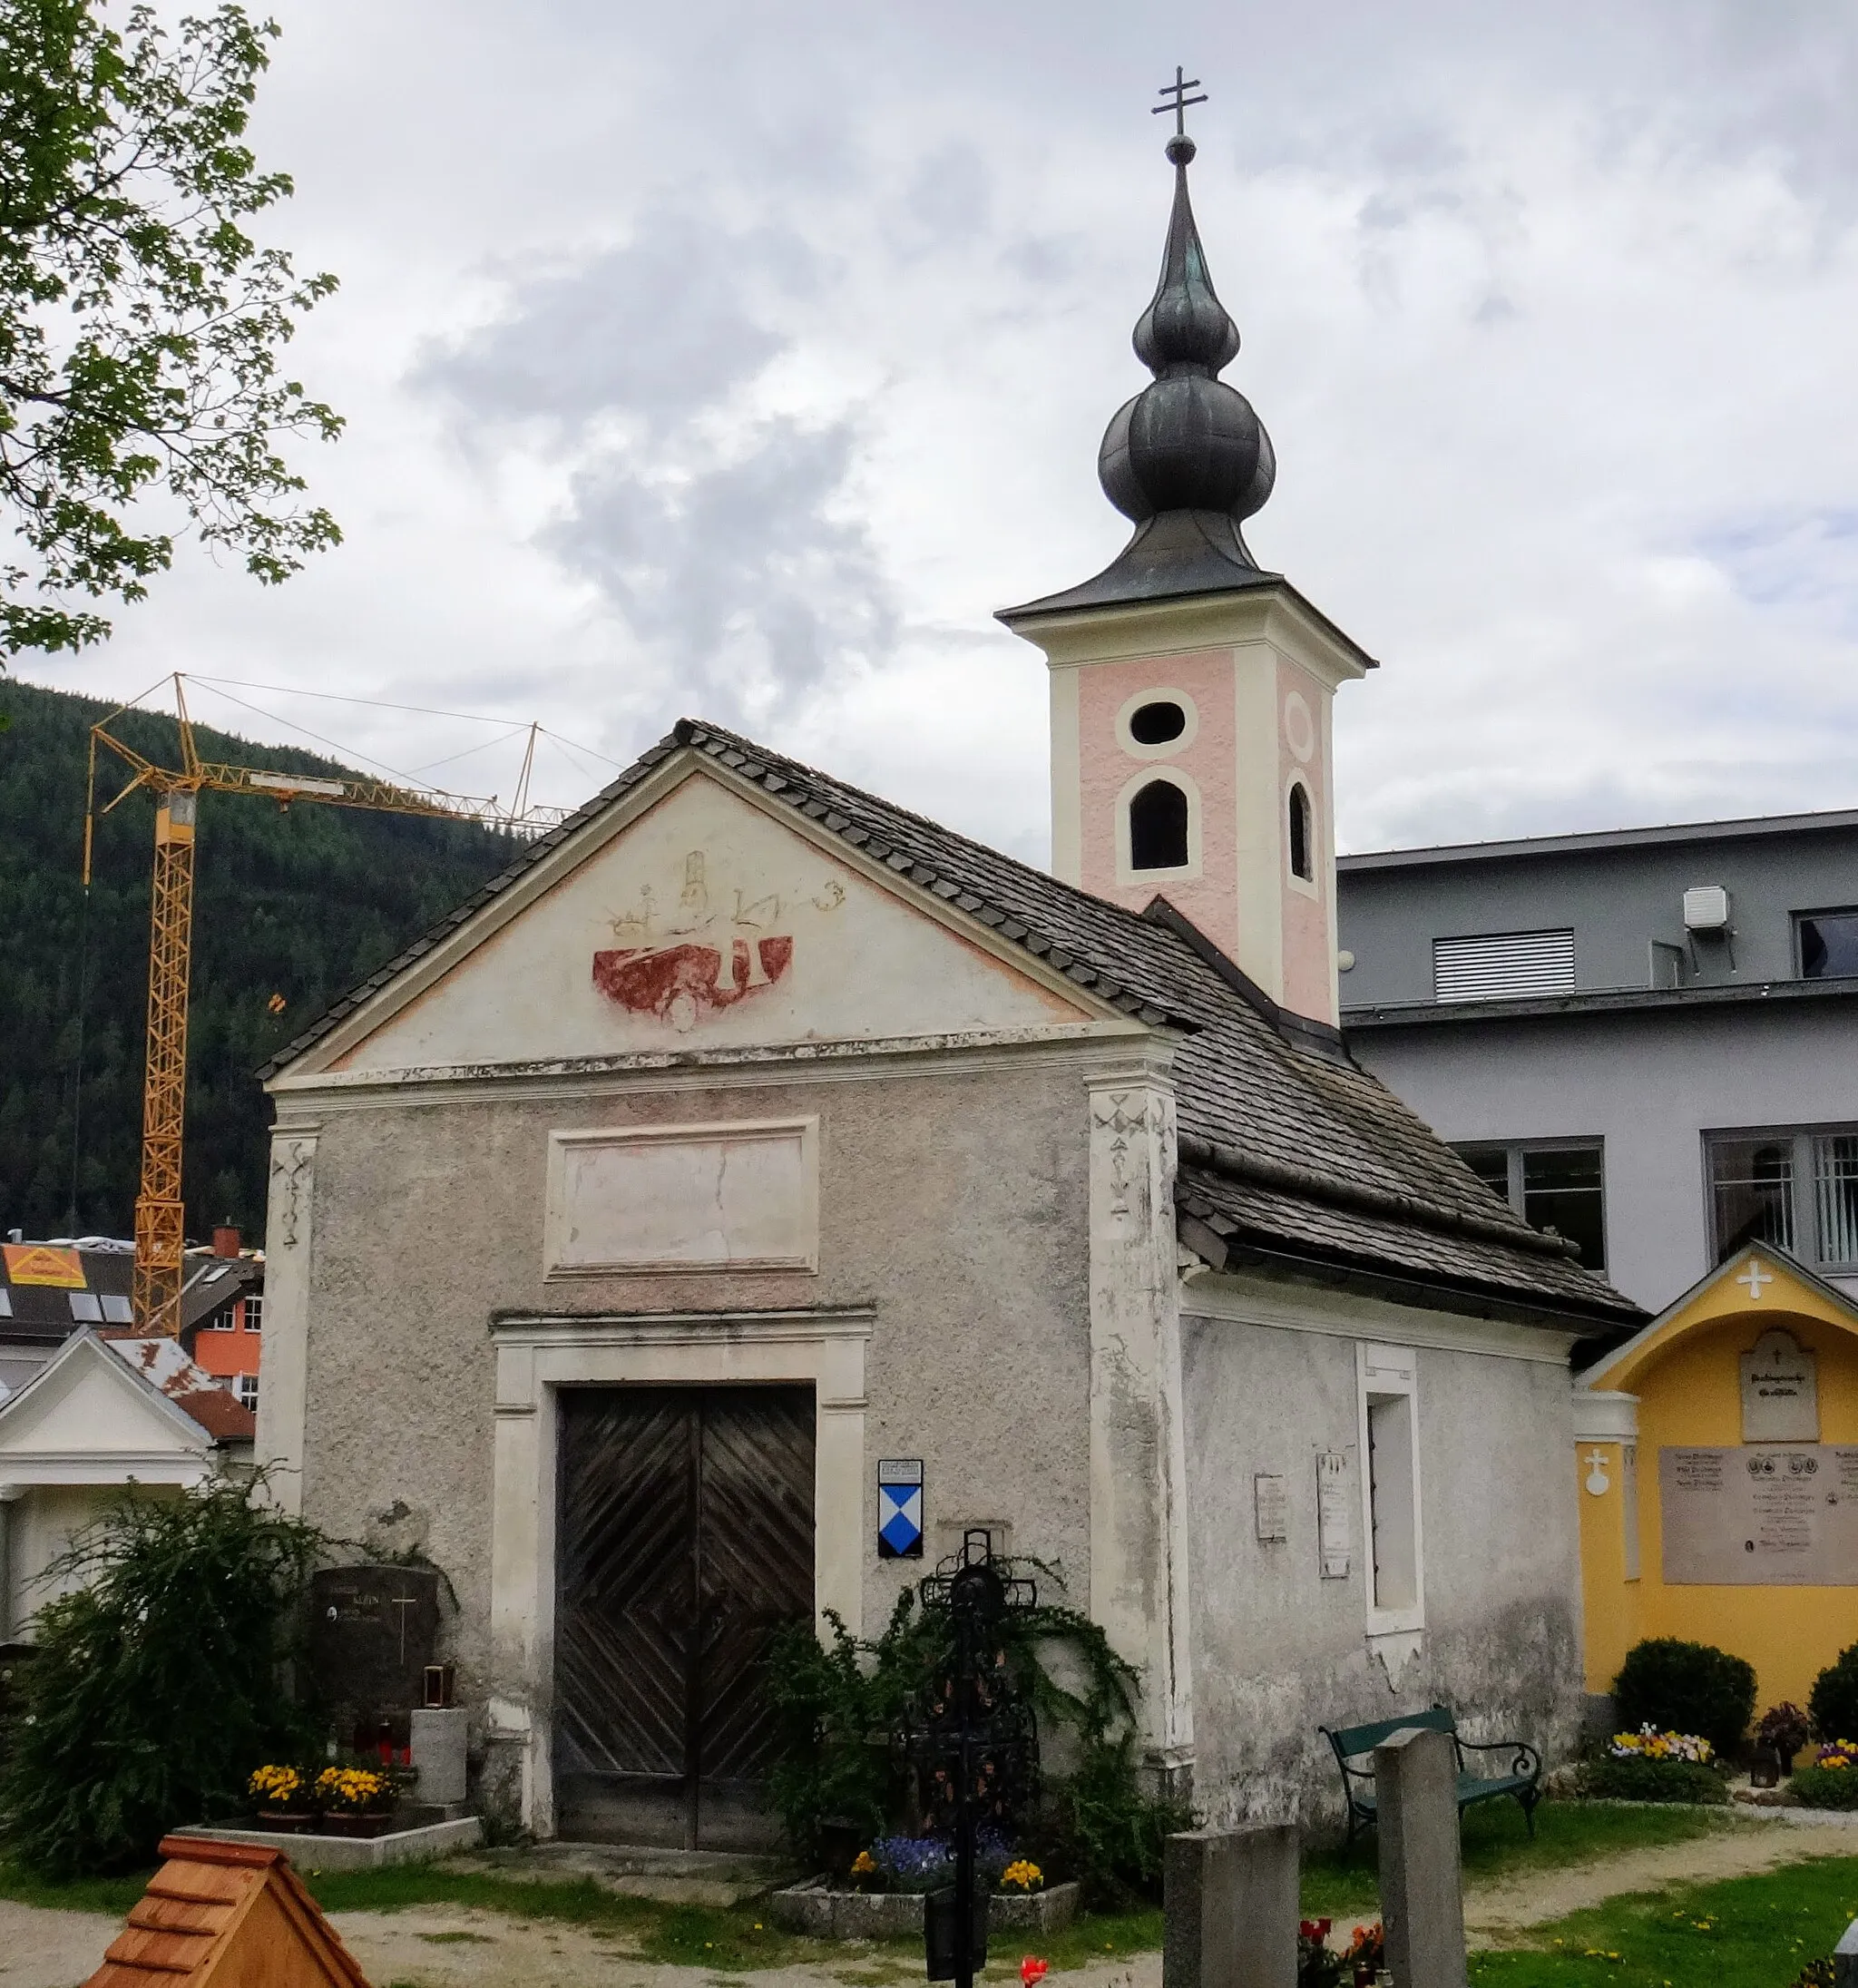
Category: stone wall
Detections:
[
  {"x1": 278, "y1": 1039, "x2": 1110, "y2": 1743},
  {"x1": 1179, "y1": 1277, "x2": 1585, "y2": 1831}
]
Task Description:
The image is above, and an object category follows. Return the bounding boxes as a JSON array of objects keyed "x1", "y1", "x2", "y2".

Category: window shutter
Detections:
[{"x1": 1433, "y1": 929, "x2": 1575, "y2": 1002}]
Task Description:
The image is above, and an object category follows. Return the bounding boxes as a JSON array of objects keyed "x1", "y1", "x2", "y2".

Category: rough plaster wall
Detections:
[
  {"x1": 296, "y1": 1055, "x2": 1097, "y2": 1709},
  {"x1": 1181, "y1": 1309, "x2": 1583, "y2": 1832}
]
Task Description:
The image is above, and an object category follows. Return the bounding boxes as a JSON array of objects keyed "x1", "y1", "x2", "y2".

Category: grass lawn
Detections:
[
  {"x1": 308, "y1": 1863, "x2": 1165, "y2": 1973},
  {"x1": 1302, "y1": 1797, "x2": 1743, "y2": 1919},
  {"x1": 1471, "y1": 1854, "x2": 1858, "y2": 1986}
]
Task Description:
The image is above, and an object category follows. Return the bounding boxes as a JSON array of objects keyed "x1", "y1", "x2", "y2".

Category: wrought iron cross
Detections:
[{"x1": 1152, "y1": 65, "x2": 1207, "y2": 136}]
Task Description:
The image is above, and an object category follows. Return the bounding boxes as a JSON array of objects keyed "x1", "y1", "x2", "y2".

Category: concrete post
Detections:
[
  {"x1": 1163, "y1": 1824, "x2": 1298, "y2": 1988},
  {"x1": 1834, "y1": 1915, "x2": 1858, "y2": 1987},
  {"x1": 1374, "y1": 1727, "x2": 1467, "y2": 1988}
]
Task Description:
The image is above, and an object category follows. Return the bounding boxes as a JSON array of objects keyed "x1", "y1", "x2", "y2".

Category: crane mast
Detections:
[{"x1": 86, "y1": 675, "x2": 566, "y2": 1333}]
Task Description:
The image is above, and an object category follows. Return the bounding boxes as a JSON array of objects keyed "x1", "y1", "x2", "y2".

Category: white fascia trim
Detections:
[
  {"x1": 1011, "y1": 588, "x2": 1373, "y2": 687},
  {"x1": 0, "y1": 1454, "x2": 211, "y2": 1486},
  {"x1": 1180, "y1": 1268, "x2": 1581, "y2": 1366},
  {"x1": 268, "y1": 1022, "x2": 1169, "y2": 1108},
  {"x1": 273, "y1": 754, "x2": 1138, "y2": 1085},
  {"x1": 1571, "y1": 1388, "x2": 1639, "y2": 1442}
]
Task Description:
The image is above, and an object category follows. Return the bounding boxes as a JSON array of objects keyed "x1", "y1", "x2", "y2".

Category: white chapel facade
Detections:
[{"x1": 257, "y1": 122, "x2": 1640, "y2": 1842}]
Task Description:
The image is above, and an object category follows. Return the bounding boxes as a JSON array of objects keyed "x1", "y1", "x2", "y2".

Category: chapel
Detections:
[{"x1": 256, "y1": 113, "x2": 1642, "y2": 1843}]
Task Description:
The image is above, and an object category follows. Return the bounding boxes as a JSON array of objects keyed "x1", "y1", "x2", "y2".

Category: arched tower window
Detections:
[
  {"x1": 1129, "y1": 779, "x2": 1189, "y2": 871},
  {"x1": 1288, "y1": 781, "x2": 1314, "y2": 881}
]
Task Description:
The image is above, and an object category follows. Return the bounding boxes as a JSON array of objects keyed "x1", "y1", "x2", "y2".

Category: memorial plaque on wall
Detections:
[
  {"x1": 1660, "y1": 1446, "x2": 1858, "y2": 1584},
  {"x1": 1316, "y1": 1451, "x2": 1351, "y2": 1579},
  {"x1": 1740, "y1": 1328, "x2": 1819, "y2": 1443},
  {"x1": 308, "y1": 1564, "x2": 441, "y2": 1714}
]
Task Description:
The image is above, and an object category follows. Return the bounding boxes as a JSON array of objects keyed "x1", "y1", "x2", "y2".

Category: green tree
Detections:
[
  {"x1": 0, "y1": 1474, "x2": 324, "y2": 1875},
  {"x1": 0, "y1": 1, "x2": 339, "y2": 656}
]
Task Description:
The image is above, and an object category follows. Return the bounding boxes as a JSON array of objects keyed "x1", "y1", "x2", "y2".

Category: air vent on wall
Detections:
[{"x1": 1433, "y1": 929, "x2": 1576, "y2": 1004}]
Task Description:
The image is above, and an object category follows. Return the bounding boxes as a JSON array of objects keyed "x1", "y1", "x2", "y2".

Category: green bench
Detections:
[{"x1": 1319, "y1": 1706, "x2": 1542, "y2": 1846}]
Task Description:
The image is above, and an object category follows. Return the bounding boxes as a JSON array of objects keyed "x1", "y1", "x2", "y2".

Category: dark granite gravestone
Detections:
[{"x1": 308, "y1": 1564, "x2": 440, "y2": 1718}]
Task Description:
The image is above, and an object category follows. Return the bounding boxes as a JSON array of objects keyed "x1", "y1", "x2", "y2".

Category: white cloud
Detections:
[{"x1": 15, "y1": 0, "x2": 1858, "y2": 856}]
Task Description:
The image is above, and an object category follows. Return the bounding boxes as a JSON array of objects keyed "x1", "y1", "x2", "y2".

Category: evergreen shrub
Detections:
[
  {"x1": 1808, "y1": 1642, "x2": 1858, "y2": 1744},
  {"x1": 1611, "y1": 1639, "x2": 1755, "y2": 1758},
  {"x1": 0, "y1": 1474, "x2": 322, "y2": 1875},
  {"x1": 1575, "y1": 1757, "x2": 1728, "y2": 1805}
]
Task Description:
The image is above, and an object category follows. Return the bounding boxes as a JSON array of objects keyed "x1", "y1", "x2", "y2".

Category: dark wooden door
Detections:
[{"x1": 554, "y1": 1386, "x2": 815, "y2": 1847}]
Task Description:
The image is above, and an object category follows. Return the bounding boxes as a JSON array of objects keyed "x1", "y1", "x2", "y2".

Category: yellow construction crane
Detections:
[{"x1": 85, "y1": 675, "x2": 568, "y2": 1333}]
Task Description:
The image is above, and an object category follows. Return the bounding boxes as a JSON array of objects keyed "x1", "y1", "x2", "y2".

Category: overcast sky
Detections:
[{"x1": 15, "y1": 0, "x2": 1858, "y2": 862}]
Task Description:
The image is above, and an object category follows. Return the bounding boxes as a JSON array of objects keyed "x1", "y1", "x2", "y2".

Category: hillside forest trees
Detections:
[{"x1": 0, "y1": 679, "x2": 512, "y2": 1240}]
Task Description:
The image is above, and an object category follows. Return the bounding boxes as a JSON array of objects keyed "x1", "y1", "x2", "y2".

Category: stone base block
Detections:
[
  {"x1": 768, "y1": 1880, "x2": 1081, "y2": 1942},
  {"x1": 170, "y1": 1813, "x2": 481, "y2": 1872}
]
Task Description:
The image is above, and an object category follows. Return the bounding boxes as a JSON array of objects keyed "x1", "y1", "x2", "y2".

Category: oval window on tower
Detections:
[
  {"x1": 1129, "y1": 700, "x2": 1188, "y2": 746},
  {"x1": 1129, "y1": 779, "x2": 1190, "y2": 871},
  {"x1": 1288, "y1": 781, "x2": 1314, "y2": 881}
]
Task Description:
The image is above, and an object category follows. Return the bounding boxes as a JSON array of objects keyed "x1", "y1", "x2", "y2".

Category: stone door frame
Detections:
[{"x1": 487, "y1": 1306, "x2": 872, "y2": 1836}]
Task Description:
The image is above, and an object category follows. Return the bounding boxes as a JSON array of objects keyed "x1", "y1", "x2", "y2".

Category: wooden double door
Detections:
[{"x1": 553, "y1": 1385, "x2": 816, "y2": 1847}]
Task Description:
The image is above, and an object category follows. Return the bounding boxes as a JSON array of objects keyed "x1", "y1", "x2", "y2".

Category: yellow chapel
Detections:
[{"x1": 1575, "y1": 1242, "x2": 1858, "y2": 1709}]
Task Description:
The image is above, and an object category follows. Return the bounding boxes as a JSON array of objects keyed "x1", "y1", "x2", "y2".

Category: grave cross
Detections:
[
  {"x1": 1152, "y1": 65, "x2": 1208, "y2": 137},
  {"x1": 389, "y1": 1592, "x2": 420, "y2": 1663},
  {"x1": 1738, "y1": 1259, "x2": 1775, "y2": 1301}
]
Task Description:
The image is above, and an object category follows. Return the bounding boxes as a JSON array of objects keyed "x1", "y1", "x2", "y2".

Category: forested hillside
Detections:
[{"x1": 0, "y1": 680, "x2": 518, "y2": 1243}]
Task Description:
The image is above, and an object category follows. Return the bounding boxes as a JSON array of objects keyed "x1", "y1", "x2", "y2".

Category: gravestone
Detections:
[
  {"x1": 1163, "y1": 1824, "x2": 1297, "y2": 1988},
  {"x1": 308, "y1": 1564, "x2": 440, "y2": 1719},
  {"x1": 1374, "y1": 1726, "x2": 1466, "y2": 1988},
  {"x1": 1741, "y1": 1327, "x2": 1818, "y2": 1442},
  {"x1": 1834, "y1": 1914, "x2": 1858, "y2": 1986}
]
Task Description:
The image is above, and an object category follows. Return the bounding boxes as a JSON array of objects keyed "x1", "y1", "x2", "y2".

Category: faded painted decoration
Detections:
[
  {"x1": 1577, "y1": 1242, "x2": 1858, "y2": 1705},
  {"x1": 315, "y1": 772, "x2": 1090, "y2": 1074}
]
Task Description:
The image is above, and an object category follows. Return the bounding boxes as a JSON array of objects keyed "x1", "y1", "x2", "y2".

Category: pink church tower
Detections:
[{"x1": 1000, "y1": 103, "x2": 1373, "y2": 1030}]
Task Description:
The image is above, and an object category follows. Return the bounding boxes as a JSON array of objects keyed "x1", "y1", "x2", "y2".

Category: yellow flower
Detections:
[
  {"x1": 1002, "y1": 1860, "x2": 1043, "y2": 1893},
  {"x1": 851, "y1": 1850, "x2": 877, "y2": 1875}
]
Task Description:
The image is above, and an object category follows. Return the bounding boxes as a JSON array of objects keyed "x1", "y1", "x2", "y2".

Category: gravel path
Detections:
[{"x1": 10, "y1": 1819, "x2": 1858, "y2": 1987}]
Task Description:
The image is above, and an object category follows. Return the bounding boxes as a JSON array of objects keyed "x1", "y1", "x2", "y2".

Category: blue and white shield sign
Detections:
[{"x1": 877, "y1": 1458, "x2": 924, "y2": 1559}]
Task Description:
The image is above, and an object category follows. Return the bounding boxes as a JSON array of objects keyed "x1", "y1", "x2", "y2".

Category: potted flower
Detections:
[
  {"x1": 248, "y1": 1764, "x2": 315, "y2": 1833},
  {"x1": 1000, "y1": 1859, "x2": 1044, "y2": 1895},
  {"x1": 1757, "y1": 1702, "x2": 1811, "y2": 1777},
  {"x1": 314, "y1": 1763, "x2": 397, "y2": 1837},
  {"x1": 848, "y1": 1849, "x2": 885, "y2": 1893}
]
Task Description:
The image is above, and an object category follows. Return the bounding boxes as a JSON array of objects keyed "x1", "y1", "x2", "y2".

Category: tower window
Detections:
[
  {"x1": 1288, "y1": 782, "x2": 1314, "y2": 880},
  {"x1": 1129, "y1": 700, "x2": 1188, "y2": 746},
  {"x1": 1129, "y1": 779, "x2": 1189, "y2": 871}
]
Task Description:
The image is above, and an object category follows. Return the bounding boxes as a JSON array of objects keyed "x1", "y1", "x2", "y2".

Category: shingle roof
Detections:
[
  {"x1": 85, "y1": 1834, "x2": 369, "y2": 1987},
  {"x1": 265, "y1": 718, "x2": 1641, "y2": 1332}
]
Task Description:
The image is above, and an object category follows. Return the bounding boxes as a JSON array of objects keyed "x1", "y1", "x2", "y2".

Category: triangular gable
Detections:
[
  {"x1": 0, "y1": 1332, "x2": 214, "y2": 1465},
  {"x1": 86, "y1": 1834, "x2": 371, "y2": 1987},
  {"x1": 1579, "y1": 1242, "x2": 1858, "y2": 1395},
  {"x1": 299, "y1": 758, "x2": 1109, "y2": 1078}
]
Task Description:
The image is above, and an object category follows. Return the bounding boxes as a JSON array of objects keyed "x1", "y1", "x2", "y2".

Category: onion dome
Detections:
[
  {"x1": 1099, "y1": 131, "x2": 1274, "y2": 537},
  {"x1": 1000, "y1": 122, "x2": 1282, "y2": 623}
]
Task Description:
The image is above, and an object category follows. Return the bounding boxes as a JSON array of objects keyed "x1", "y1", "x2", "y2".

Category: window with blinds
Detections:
[{"x1": 1433, "y1": 929, "x2": 1575, "y2": 1003}]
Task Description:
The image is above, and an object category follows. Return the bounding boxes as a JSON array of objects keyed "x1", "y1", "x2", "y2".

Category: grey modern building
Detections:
[{"x1": 1336, "y1": 808, "x2": 1858, "y2": 1314}]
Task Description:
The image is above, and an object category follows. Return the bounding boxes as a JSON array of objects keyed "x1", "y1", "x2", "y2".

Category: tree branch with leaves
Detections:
[{"x1": 0, "y1": 0, "x2": 339, "y2": 656}]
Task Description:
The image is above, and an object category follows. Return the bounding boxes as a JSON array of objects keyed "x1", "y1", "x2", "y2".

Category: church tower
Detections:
[{"x1": 999, "y1": 94, "x2": 1373, "y2": 1030}]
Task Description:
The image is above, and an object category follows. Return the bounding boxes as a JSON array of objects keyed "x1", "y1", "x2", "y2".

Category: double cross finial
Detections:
[
  {"x1": 1152, "y1": 64, "x2": 1207, "y2": 139},
  {"x1": 1152, "y1": 65, "x2": 1206, "y2": 165}
]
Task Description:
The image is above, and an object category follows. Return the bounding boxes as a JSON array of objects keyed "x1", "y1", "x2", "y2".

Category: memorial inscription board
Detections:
[
  {"x1": 308, "y1": 1564, "x2": 441, "y2": 1714},
  {"x1": 1740, "y1": 1328, "x2": 1819, "y2": 1443},
  {"x1": 1660, "y1": 1446, "x2": 1858, "y2": 1584}
]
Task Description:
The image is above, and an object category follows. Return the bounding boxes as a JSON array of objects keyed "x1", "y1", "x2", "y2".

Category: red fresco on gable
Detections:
[{"x1": 592, "y1": 933, "x2": 793, "y2": 1029}]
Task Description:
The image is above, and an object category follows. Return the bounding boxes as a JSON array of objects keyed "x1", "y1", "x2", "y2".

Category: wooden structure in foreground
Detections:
[{"x1": 83, "y1": 1835, "x2": 371, "y2": 1987}]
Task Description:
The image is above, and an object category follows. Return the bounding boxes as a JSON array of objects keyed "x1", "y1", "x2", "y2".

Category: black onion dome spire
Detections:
[
  {"x1": 1000, "y1": 91, "x2": 1284, "y2": 624},
  {"x1": 1098, "y1": 129, "x2": 1275, "y2": 537}
]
